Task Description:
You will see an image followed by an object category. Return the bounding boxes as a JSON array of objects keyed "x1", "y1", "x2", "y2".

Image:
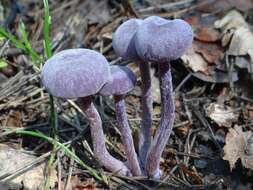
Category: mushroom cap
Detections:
[
  {"x1": 135, "y1": 16, "x2": 193, "y2": 63},
  {"x1": 113, "y1": 18, "x2": 143, "y2": 60},
  {"x1": 99, "y1": 65, "x2": 136, "y2": 96},
  {"x1": 41, "y1": 49, "x2": 110, "y2": 99}
]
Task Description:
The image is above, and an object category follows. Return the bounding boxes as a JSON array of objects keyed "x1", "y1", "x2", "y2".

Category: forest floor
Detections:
[{"x1": 0, "y1": 0, "x2": 253, "y2": 189}]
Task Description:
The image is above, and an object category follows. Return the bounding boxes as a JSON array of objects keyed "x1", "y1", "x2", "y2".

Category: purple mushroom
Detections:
[
  {"x1": 113, "y1": 18, "x2": 153, "y2": 169},
  {"x1": 99, "y1": 65, "x2": 142, "y2": 176},
  {"x1": 41, "y1": 48, "x2": 131, "y2": 176},
  {"x1": 135, "y1": 16, "x2": 193, "y2": 178}
]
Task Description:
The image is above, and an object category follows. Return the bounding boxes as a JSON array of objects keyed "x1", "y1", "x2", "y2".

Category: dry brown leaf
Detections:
[
  {"x1": 223, "y1": 126, "x2": 253, "y2": 171},
  {"x1": 195, "y1": 27, "x2": 220, "y2": 42},
  {"x1": 182, "y1": 47, "x2": 209, "y2": 74},
  {"x1": 206, "y1": 103, "x2": 238, "y2": 127},
  {"x1": 76, "y1": 182, "x2": 97, "y2": 190},
  {"x1": 186, "y1": 15, "x2": 220, "y2": 43},
  {"x1": 0, "y1": 144, "x2": 57, "y2": 190},
  {"x1": 194, "y1": 41, "x2": 223, "y2": 64},
  {"x1": 180, "y1": 164, "x2": 202, "y2": 184}
]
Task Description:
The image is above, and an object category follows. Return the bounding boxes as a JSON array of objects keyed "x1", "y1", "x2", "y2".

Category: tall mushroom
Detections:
[
  {"x1": 99, "y1": 65, "x2": 142, "y2": 176},
  {"x1": 135, "y1": 16, "x2": 193, "y2": 178},
  {"x1": 41, "y1": 48, "x2": 131, "y2": 175},
  {"x1": 113, "y1": 18, "x2": 153, "y2": 168}
]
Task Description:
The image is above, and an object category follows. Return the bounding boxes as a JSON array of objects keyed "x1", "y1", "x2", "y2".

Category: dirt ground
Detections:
[{"x1": 0, "y1": 0, "x2": 253, "y2": 189}]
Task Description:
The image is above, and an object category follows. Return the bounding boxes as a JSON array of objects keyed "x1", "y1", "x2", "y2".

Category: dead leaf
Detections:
[
  {"x1": 215, "y1": 10, "x2": 248, "y2": 47},
  {"x1": 174, "y1": 125, "x2": 189, "y2": 136},
  {"x1": 182, "y1": 39, "x2": 223, "y2": 77},
  {"x1": 76, "y1": 183, "x2": 97, "y2": 190},
  {"x1": 206, "y1": 103, "x2": 238, "y2": 127},
  {"x1": 191, "y1": 68, "x2": 238, "y2": 83},
  {"x1": 182, "y1": 47, "x2": 209, "y2": 74},
  {"x1": 195, "y1": 27, "x2": 220, "y2": 42},
  {"x1": 197, "y1": 0, "x2": 253, "y2": 13},
  {"x1": 214, "y1": 10, "x2": 247, "y2": 31},
  {"x1": 186, "y1": 14, "x2": 220, "y2": 42},
  {"x1": 227, "y1": 26, "x2": 253, "y2": 56},
  {"x1": 180, "y1": 164, "x2": 203, "y2": 184},
  {"x1": 223, "y1": 126, "x2": 253, "y2": 171},
  {"x1": 215, "y1": 10, "x2": 253, "y2": 58},
  {"x1": 70, "y1": 176, "x2": 97, "y2": 190},
  {"x1": 0, "y1": 144, "x2": 57, "y2": 190},
  {"x1": 194, "y1": 41, "x2": 223, "y2": 64}
]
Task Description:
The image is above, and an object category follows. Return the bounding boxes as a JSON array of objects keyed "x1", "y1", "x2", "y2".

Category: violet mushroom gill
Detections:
[
  {"x1": 99, "y1": 65, "x2": 142, "y2": 176},
  {"x1": 113, "y1": 19, "x2": 153, "y2": 169},
  {"x1": 135, "y1": 16, "x2": 193, "y2": 178},
  {"x1": 41, "y1": 48, "x2": 131, "y2": 176}
]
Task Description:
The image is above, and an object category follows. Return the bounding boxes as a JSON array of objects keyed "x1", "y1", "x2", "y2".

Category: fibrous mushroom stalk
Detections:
[
  {"x1": 138, "y1": 60, "x2": 153, "y2": 169},
  {"x1": 145, "y1": 63, "x2": 175, "y2": 178},
  {"x1": 114, "y1": 95, "x2": 142, "y2": 176},
  {"x1": 79, "y1": 96, "x2": 131, "y2": 176}
]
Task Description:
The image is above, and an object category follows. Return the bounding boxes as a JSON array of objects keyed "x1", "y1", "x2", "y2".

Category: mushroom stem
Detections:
[
  {"x1": 114, "y1": 95, "x2": 142, "y2": 176},
  {"x1": 145, "y1": 63, "x2": 175, "y2": 178},
  {"x1": 79, "y1": 96, "x2": 131, "y2": 176},
  {"x1": 138, "y1": 61, "x2": 153, "y2": 169}
]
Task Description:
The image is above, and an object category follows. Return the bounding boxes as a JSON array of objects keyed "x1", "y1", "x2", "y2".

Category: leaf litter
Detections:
[
  {"x1": 0, "y1": 0, "x2": 253, "y2": 189},
  {"x1": 223, "y1": 125, "x2": 253, "y2": 171}
]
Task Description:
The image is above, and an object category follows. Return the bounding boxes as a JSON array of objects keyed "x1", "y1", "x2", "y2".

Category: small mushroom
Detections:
[
  {"x1": 113, "y1": 18, "x2": 153, "y2": 169},
  {"x1": 99, "y1": 65, "x2": 142, "y2": 176},
  {"x1": 135, "y1": 16, "x2": 193, "y2": 178},
  {"x1": 41, "y1": 48, "x2": 131, "y2": 175}
]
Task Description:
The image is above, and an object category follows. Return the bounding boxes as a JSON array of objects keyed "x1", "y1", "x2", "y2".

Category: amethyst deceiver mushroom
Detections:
[
  {"x1": 113, "y1": 18, "x2": 153, "y2": 169},
  {"x1": 135, "y1": 16, "x2": 193, "y2": 178},
  {"x1": 99, "y1": 65, "x2": 142, "y2": 176},
  {"x1": 41, "y1": 48, "x2": 131, "y2": 175}
]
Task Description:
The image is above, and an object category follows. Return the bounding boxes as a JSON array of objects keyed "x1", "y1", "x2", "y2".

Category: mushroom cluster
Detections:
[{"x1": 41, "y1": 16, "x2": 193, "y2": 178}]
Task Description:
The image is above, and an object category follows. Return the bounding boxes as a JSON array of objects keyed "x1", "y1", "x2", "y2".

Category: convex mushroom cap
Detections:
[
  {"x1": 135, "y1": 16, "x2": 194, "y2": 63},
  {"x1": 113, "y1": 19, "x2": 143, "y2": 60},
  {"x1": 99, "y1": 65, "x2": 136, "y2": 96},
  {"x1": 41, "y1": 49, "x2": 110, "y2": 99}
]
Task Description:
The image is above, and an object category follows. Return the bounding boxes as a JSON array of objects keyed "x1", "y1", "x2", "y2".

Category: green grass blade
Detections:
[
  {"x1": 0, "y1": 26, "x2": 41, "y2": 68},
  {"x1": 14, "y1": 129, "x2": 103, "y2": 182},
  {"x1": 43, "y1": 0, "x2": 52, "y2": 59},
  {"x1": 0, "y1": 27, "x2": 25, "y2": 50},
  {"x1": 42, "y1": 1, "x2": 58, "y2": 188},
  {"x1": 18, "y1": 22, "x2": 41, "y2": 66}
]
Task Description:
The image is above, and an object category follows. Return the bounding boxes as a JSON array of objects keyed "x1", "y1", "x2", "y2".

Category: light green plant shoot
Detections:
[
  {"x1": 0, "y1": 59, "x2": 7, "y2": 68},
  {"x1": 43, "y1": 0, "x2": 52, "y2": 59},
  {"x1": 19, "y1": 22, "x2": 42, "y2": 65}
]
